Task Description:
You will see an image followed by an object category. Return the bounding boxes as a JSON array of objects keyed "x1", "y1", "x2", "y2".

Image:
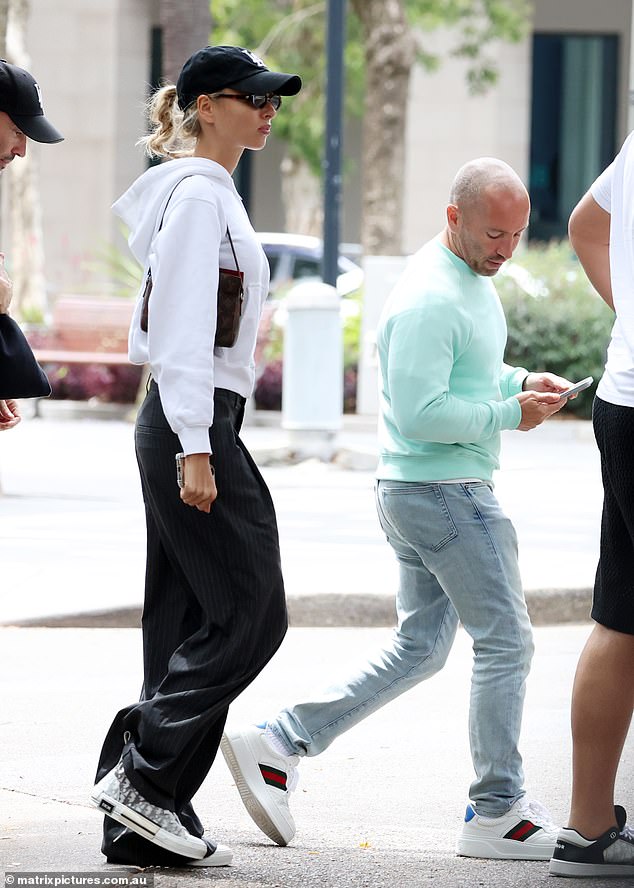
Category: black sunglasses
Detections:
[{"x1": 212, "y1": 93, "x2": 282, "y2": 111}]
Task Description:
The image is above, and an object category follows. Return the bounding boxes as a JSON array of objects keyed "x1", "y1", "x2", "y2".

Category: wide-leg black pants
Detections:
[{"x1": 96, "y1": 384, "x2": 287, "y2": 864}]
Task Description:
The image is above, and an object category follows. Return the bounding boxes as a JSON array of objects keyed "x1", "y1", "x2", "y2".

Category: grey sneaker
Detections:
[
  {"x1": 549, "y1": 805, "x2": 634, "y2": 877},
  {"x1": 187, "y1": 839, "x2": 233, "y2": 867},
  {"x1": 90, "y1": 762, "x2": 207, "y2": 859}
]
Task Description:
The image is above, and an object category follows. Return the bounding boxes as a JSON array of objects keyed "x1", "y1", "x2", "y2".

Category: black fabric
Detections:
[
  {"x1": 96, "y1": 384, "x2": 287, "y2": 862},
  {"x1": 0, "y1": 313, "x2": 51, "y2": 398},
  {"x1": 592, "y1": 397, "x2": 634, "y2": 634}
]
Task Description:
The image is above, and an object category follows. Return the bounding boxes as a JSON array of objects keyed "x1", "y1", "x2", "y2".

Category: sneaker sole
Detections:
[
  {"x1": 188, "y1": 845, "x2": 234, "y2": 867},
  {"x1": 549, "y1": 858, "x2": 634, "y2": 878},
  {"x1": 457, "y1": 835, "x2": 556, "y2": 861},
  {"x1": 89, "y1": 787, "x2": 207, "y2": 860},
  {"x1": 220, "y1": 733, "x2": 294, "y2": 846}
]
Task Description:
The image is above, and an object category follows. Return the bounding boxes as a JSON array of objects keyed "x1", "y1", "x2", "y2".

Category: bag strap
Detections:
[
  {"x1": 140, "y1": 175, "x2": 241, "y2": 334},
  {"x1": 154, "y1": 174, "x2": 240, "y2": 271},
  {"x1": 226, "y1": 227, "x2": 240, "y2": 274}
]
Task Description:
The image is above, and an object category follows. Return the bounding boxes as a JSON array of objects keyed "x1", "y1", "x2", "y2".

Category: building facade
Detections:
[{"x1": 17, "y1": 0, "x2": 634, "y2": 300}]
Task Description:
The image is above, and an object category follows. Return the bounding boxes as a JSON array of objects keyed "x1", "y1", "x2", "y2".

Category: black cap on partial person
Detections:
[
  {"x1": 176, "y1": 45, "x2": 302, "y2": 112},
  {"x1": 0, "y1": 60, "x2": 63, "y2": 143}
]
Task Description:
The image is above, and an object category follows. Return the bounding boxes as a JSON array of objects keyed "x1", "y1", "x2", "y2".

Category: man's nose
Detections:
[
  {"x1": 496, "y1": 237, "x2": 515, "y2": 259},
  {"x1": 13, "y1": 134, "x2": 26, "y2": 157}
]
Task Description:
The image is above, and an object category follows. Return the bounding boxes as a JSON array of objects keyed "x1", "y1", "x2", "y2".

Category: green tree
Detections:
[{"x1": 210, "y1": 0, "x2": 531, "y2": 252}]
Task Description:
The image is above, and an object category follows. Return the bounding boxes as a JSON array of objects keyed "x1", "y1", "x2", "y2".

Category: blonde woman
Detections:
[{"x1": 90, "y1": 46, "x2": 301, "y2": 868}]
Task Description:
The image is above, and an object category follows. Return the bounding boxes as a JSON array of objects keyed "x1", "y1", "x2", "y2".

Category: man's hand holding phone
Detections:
[
  {"x1": 556, "y1": 376, "x2": 593, "y2": 401},
  {"x1": 515, "y1": 390, "x2": 563, "y2": 430}
]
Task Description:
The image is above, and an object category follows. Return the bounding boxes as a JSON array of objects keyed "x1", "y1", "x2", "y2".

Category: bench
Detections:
[
  {"x1": 27, "y1": 296, "x2": 141, "y2": 412},
  {"x1": 31, "y1": 296, "x2": 134, "y2": 366}
]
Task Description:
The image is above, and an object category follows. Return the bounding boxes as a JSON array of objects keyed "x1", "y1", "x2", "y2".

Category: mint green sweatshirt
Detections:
[{"x1": 376, "y1": 238, "x2": 526, "y2": 482}]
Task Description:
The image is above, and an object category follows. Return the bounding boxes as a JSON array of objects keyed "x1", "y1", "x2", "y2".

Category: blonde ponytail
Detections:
[{"x1": 137, "y1": 84, "x2": 202, "y2": 159}]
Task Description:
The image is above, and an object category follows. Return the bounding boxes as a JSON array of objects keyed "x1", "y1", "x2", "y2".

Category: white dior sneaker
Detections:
[{"x1": 90, "y1": 762, "x2": 208, "y2": 859}]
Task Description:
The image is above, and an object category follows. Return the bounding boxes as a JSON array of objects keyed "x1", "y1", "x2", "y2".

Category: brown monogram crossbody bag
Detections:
[{"x1": 140, "y1": 176, "x2": 244, "y2": 348}]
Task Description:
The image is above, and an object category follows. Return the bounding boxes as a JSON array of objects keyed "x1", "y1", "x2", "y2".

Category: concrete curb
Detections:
[{"x1": 3, "y1": 587, "x2": 592, "y2": 629}]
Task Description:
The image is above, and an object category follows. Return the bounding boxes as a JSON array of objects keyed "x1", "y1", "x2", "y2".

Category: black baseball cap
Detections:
[
  {"x1": 177, "y1": 45, "x2": 302, "y2": 111},
  {"x1": 0, "y1": 60, "x2": 63, "y2": 143}
]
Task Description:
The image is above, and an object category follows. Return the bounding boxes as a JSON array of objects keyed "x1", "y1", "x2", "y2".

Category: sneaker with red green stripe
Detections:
[
  {"x1": 456, "y1": 797, "x2": 559, "y2": 860},
  {"x1": 221, "y1": 724, "x2": 299, "y2": 846}
]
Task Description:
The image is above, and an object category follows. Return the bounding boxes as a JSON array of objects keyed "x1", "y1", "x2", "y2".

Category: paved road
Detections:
[
  {"x1": 1, "y1": 623, "x2": 632, "y2": 887},
  {"x1": 0, "y1": 411, "x2": 602, "y2": 626}
]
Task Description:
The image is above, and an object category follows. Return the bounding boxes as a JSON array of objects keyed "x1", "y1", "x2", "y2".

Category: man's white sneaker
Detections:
[
  {"x1": 456, "y1": 797, "x2": 560, "y2": 860},
  {"x1": 221, "y1": 724, "x2": 299, "y2": 846},
  {"x1": 90, "y1": 762, "x2": 207, "y2": 860}
]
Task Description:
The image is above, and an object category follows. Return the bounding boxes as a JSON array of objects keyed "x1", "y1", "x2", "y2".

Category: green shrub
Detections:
[{"x1": 495, "y1": 241, "x2": 614, "y2": 418}]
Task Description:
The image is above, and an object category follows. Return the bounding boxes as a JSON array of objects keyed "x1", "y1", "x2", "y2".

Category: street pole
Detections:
[{"x1": 322, "y1": 0, "x2": 346, "y2": 287}]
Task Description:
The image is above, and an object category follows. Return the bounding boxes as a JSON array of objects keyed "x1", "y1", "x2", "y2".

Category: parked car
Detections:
[{"x1": 257, "y1": 232, "x2": 363, "y2": 298}]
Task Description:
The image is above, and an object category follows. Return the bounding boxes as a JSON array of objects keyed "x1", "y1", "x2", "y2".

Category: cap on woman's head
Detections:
[
  {"x1": 177, "y1": 45, "x2": 302, "y2": 111},
  {"x1": 0, "y1": 60, "x2": 63, "y2": 143}
]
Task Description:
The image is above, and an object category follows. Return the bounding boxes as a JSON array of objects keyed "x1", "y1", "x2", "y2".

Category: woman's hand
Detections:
[
  {"x1": 0, "y1": 399, "x2": 21, "y2": 430},
  {"x1": 180, "y1": 452, "x2": 217, "y2": 513}
]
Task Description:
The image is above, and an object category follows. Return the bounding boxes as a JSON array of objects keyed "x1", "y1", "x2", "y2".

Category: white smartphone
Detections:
[{"x1": 558, "y1": 376, "x2": 593, "y2": 401}]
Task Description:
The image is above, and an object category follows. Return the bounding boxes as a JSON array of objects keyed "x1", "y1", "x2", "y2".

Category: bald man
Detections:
[{"x1": 221, "y1": 159, "x2": 572, "y2": 860}]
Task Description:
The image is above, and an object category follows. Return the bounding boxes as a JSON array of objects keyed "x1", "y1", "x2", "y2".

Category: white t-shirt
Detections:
[{"x1": 591, "y1": 130, "x2": 634, "y2": 407}]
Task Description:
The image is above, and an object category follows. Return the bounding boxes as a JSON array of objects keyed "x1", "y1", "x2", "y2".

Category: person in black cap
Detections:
[
  {"x1": 89, "y1": 46, "x2": 301, "y2": 868},
  {"x1": 0, "y1": 58, "x2": 63, "y2": 151},
  {"x1": 0, "y1": 60, "x2": 63, "y2": 429}
]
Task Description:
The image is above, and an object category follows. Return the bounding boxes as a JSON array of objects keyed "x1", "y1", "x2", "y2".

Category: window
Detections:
[
  {"x1": 529, "y1": 33, "x2": 617, "y2": 240},
  {"x1": 292, "y1": 257, "x2": 321, "y2": 279}
]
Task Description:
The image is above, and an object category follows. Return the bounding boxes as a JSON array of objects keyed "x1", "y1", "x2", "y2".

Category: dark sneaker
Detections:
[
  {"x1": 90, "y1": 762, "x2": 208, "y2": 859},
  {"x1": 221, "y1": 724, "x2": 299, "y2": 846},
  {"x1": 549, "y1": 805, "x2": 634, "y2": 878},
  {"x1": 456, "y1": 797, "x2": 559, "y2": 860}
]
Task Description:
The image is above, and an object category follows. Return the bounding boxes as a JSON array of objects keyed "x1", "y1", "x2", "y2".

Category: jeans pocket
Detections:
[{"x1": 379, "y1": 483, "x2": 458, "y2": 553}]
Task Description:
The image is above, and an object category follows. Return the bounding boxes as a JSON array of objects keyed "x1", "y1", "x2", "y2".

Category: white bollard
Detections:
[
  {"x1": 282, "y1": 281, "x2": 343, "y2": 459},
  {"x1": 356, "y1": 255, "x2": 409, "y2": 416}
]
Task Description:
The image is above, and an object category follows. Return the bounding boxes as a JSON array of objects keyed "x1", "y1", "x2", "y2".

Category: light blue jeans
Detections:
[{"x1": 271, "y1": 480, "x2": 534, "y2": 816}]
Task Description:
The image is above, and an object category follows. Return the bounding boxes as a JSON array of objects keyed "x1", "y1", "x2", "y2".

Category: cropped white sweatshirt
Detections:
[{"x1": 114, "y1": 157, "x2": 270, "y2": 455}]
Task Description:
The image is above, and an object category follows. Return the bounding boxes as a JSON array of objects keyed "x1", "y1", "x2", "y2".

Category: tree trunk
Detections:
[
  {"x1": 160, "y1": 0, "x2": 212, "y2": 85},
  {"x1": 350, "y1": 0, "x2": 416, "y2": 255},
  {"x1": 0, "y1": 0, "x2": 8, "y2": 55},
  {"x1": 280, "y1": 153, "x2": 323, "y2": 236},
  {"x1": 6, "y1": 0, "x2": 47, "y2": 322}
]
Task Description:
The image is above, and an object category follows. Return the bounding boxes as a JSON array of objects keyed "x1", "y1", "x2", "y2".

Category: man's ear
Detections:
[{"x1": 446, "y1": 204, "x2": 459, "y2": 231}]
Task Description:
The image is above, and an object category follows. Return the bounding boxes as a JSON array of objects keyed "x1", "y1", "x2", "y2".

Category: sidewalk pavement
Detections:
[
  {"x1": 1, "y1": 623, "x2": 633, "y2": 887},
  {"x1": 2, "y1": 405, "x2": 632, "y2": 887},
  {"x1": 0, "y1": 403, "x2": 601, "y2": 628}
]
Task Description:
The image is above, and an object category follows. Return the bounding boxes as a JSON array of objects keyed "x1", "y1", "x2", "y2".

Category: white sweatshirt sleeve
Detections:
[{"x1": 147, "y1": 190, "x2": 224, "y2": 454}]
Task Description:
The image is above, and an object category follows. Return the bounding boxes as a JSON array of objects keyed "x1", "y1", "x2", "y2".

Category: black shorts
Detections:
[{"x1": 592, "y1": 396, "x2": 634, "y2": 634}]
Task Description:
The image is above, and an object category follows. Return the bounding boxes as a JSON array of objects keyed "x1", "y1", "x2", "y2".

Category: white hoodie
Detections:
[{"x1": 114, "y1": 156, "x2": 270, "y2": 455}]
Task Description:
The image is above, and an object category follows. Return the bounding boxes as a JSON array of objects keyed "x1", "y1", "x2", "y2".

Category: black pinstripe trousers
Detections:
[{"x1": 95, "y1": 383, "x2": 287, "y2": 864}]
